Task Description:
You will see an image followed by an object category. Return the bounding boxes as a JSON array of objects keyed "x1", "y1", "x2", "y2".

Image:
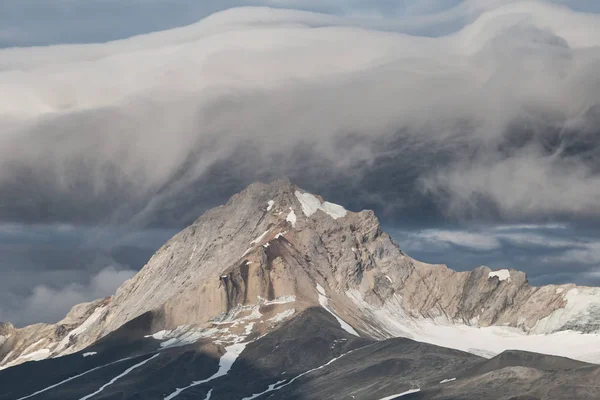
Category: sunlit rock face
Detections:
[{"x1": 2, "y1": 180, "x2": 600, "y2": 373}]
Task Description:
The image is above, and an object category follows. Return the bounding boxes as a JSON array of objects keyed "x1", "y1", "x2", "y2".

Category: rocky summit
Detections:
[{"x1": 1, "y1": 180, "x2": 600, "y2": 399}]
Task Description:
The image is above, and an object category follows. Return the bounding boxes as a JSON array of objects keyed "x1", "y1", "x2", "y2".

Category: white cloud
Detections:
[
  {"x1": 497, "y1": 231, "x2": 580, "y2": 248},
  {"x1": 1, "y1": 2, "x2": 600, "y2": 224},
  {"x1": 412, "y1": 230, "x2": 501, "y2": 250},
  {"x1": 546, "y1": 242, "x2": 600, "y2": 265},
  {"x1": 404, "y1": 223, "x2": 584, "y2": 253}
]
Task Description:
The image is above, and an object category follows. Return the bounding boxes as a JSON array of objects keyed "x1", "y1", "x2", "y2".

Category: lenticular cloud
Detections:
[{"x1": 1, "y1": 2, "x2": 600, "y2": 225}]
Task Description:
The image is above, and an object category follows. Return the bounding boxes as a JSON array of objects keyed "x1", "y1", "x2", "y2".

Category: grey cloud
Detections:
[
  {"x1": 0, "y1": 224, "x2": 173, "y2": 326},
  {"x1": 2, "y1": 266, "x2": 136, "y2": 327},
  {"x1": 390, "y1": 223, "x2": 600, "y2": 286},
  {"x1": 2, "y1": 3, "x2": 599, "y2": 228}
]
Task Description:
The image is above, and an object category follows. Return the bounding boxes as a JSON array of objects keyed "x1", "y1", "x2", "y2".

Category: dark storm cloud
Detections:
[
  {"x1": 0, "y1": 0, "x2": 598, "y2": 241},
  {"x1": 0, "y1": 224, "x2": 175, "y2": 326}
]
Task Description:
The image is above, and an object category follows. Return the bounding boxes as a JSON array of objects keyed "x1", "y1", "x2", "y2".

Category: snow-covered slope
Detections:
[{"x1": 1, "y1": 179, "x2": 600, "y2": 369}]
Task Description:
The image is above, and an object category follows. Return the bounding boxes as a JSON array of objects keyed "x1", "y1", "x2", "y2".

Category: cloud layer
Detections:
[{"x1": 1, "y1": 2, "x2": 600, "y2": 228}]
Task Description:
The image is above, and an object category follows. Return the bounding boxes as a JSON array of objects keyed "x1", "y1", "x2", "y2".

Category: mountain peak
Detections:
[{"x1": 2, "y1": 181, "x2": 600, "y2": 370}]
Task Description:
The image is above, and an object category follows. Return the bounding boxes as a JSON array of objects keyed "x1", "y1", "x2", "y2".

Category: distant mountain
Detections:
[{"x1": 1, "y1": 180, "x2": 599, "y2": 399}]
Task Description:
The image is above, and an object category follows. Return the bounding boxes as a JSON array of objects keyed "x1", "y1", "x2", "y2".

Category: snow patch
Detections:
[
  {"x1": 242, "y1": 380, "x2": 287, "y2": 400},
  {"x1": 260, "y1": 295, "x2": 296, "y2": 305},
  {"x1": 146, "y1": 325, "x2": 229, "y2": 349},
  {"x1": 55, "y1": 306, "x2": 107, "y2": 354},
  {"x1": 377, "y1": 388, "x2": 421, "y2": 399},
  {"x1": 321, "y1": 201, "x2": 347, "y2": 219},
  {"x1": 385, "y1": 275, "x2": 393, "y2": 283},
  {"x1": 488, "y1": 269, "x2": 511, "y2": 282},
  {"x1": 268, "y1": 309, "x2": 295, "y2": 323},
  {"x1": 316, "y1": 284, "x2": 359, "y2": 336},
  {"x1": 294, "y1": 191, "x2": 347, "y2": 220},
  {"x1": 242, "y1": 349, "x2": 357, "y2": 399},
  {"x1": 440, "y1": 378, "x2": 456, "y2": 384},
  {"x1": 189, "y1": 244, "x2": 197, "y2": 261},
  {"x1": 82, "y1": 352, "x2": 97, "y2": 357},
  {"x1": 164, "y1": 340, "x2": 251, "y2": 399},
  {"x1": 294, "y1": 191, "x2": 322, "y2": 217},
  {"x1": 214, "y1": 303, "x2": 263, "y2": 325},
  {"x1": 147, "y1": 330, "x2": 169, "y2": 340},
  {"x1": 245, "y1": 322, "x2": 255, "y2": 335},
  {"x1": 267, "y1": 200, "x2": 275, "y2": 211},
  {"x1": 250, "y1": 230, "x2": 270, "y2": 245},
  {"x1": 286, "y1": 208, "x2": 297, "y2": 227},
  {"x1": 0, "y1": 351, "x2": 13, "y2": 365},
  {"x1": 18, "y1": 348, "x2": 50, "y2": 362},
  {"x1": 274, "y1": 231, "x2": 287, "y2": 239},
  {"x1": 21, "y1": 339, "x2": 45, "y2": 355},
  {"x1": 160, "y1": 327, "x2": 223, "y2": 349}
]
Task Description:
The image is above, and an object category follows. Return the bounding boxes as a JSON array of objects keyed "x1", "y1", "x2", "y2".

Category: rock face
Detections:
[{"x1": 1, "y1": 179, "x2": 600, "y2": 375}]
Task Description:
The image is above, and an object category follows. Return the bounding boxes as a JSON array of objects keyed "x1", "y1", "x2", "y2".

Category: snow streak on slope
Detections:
[
  {"x1": 55, "y1": 306, "x2": 107, "y2": 354},
  {"x1": 316, "y1": 284, "x2": 359, "y2": 336},
  {"x1": 79, "y1": 353, "x2": 160, "y2": 400},
  {"x1": 377, "y1": 388, "x2": 421, "y2": 399},
  {"x1": 250, "y1": 230, "x2": 270, "y2": 245},
  {"x1": 286, "y1": 208, "x2": 297, "y2": 227},
  {"x1": 15, "y1": 355, "x2": 140, "y2": 400},
  {"x1": 268, "y1": 309, "x2": 295, "y2": 323},
  {"x1": 17, "y1": 348, "x2": 50, "y2": 362},
  {"x1": 241, "y1": 380, "x2": 287, "y2": 400},
  {"x1": 164, "y1": 341, "x2": 251, "y2": 399},
  {"x1": 242, "y1": 348, "x2": 359, "y2": 399}
]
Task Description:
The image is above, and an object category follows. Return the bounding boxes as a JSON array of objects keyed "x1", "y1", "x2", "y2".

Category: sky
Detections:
[{"x1": 1, "y1": 0, "x2": 600, "y2": 326}]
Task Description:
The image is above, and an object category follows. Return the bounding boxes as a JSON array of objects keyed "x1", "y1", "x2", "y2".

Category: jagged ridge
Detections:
[{"x1": 1, "y1": 179, "x2": 600, "y2": 370}]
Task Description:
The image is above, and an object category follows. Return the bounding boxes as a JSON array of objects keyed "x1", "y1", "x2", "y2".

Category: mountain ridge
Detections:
[{"x1": 1, "y1": 179, "x2": 600, "y2": 371}]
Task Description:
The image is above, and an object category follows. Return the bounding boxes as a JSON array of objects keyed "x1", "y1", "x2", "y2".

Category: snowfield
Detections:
[{"x1": 347, "y1": 289, "x2": 600, "y2": 363}]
